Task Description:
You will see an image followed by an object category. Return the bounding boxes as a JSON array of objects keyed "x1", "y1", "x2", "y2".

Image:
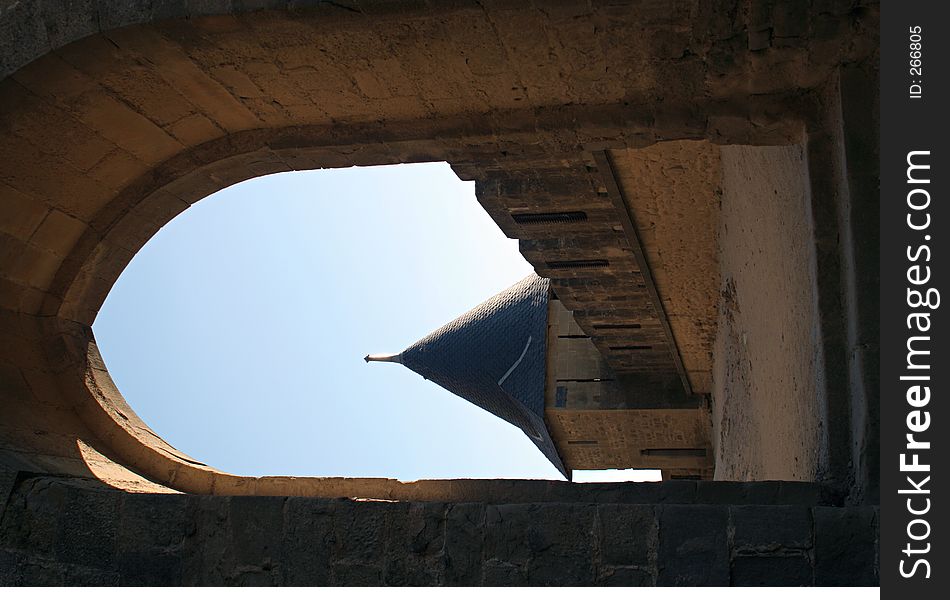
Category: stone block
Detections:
[
  {"x1": 748, "y1": 29, "x2": 772, "y2": 51},
  {"x1": 330, "y1": 499, "x2": 400, "y2": 566},
  {"x1": 483, "y1": 503, "x2": 596, "y2": 585},
  {"x1": 732, "y1": 505, "x2": 812, "y2": 550},
  {"x1": 279, "y1": 496, "x2": 334, "y2": 586},
  {"x1": 0, "y1": 549, "x2": 18, "y2": 585},
  {"x1": 120, "y1": 492, "x2": 195, "y2": 546},
  {"x1": 181, "y1": 496, "x2": 231, "y2": 585},
  {"x1": 54, "y1": 483, "x2": 120, "y2": 569},
  {"x1": 772, "y1": 1, "x2": 808, "y2": 39},
  {"x1": 599, "y1": 504, "x2": 656, "y2": 566},
  {"x1": 731, "y1": 555, "x2": 813, "y2": 586},
  {"x1": 228, "y1": 495, "x2": 285, "y2": 572},
  {"x1": 71, "y1": 88, "x2": 184, "y2": 165},
  {"x1": 167, "y1": 113, "x2": 225, "y2": 147},
  {"x1": 482, "y1": 560, "x2": 528, "y2": 586},
  {"x1": 29, "y1": 209, "x2": 88, "y2": 258},
  {"x1": 117, "y1": 548, "x2": 182, "y2": 586},
  {"x1": 0, "y1": 183, "x2": 46, "y2": 241},
  {"x1": 814, "y1": 507, "x2": 878, "y2": 586},
  {"x1": 779, "y1": 481, "x2": 826, "y2": 505},
  {"x1": 443, "y1": 503, "x2": 485, "y2": 585},
  {"x1": 656, "y1": 505, "x2": 729, "y2": 585},
  {"x1": 117, "y1": 493, "x2": 196, "y2": 585},
  {"x1": 0, "y1": 477, "x2": 62, "y2": 558},
  {"x1": 64, "y1": 563, "x2": 121, "y2": 586},
  {"x1": 599, "y1": 565, "x2": 653, "y2": 586},
  {"x1": 332, "y1": 560, "x2": 384, "y2": 585},
  {"x1": 654, "y1": 480, "x2": 698, "y2": 504},
  {"x1": 385, "y1": 501, "x2": 446, "y2": 585},
  {"x1": 697, "y1": 481, "x2": 780, "y2": 504},
  {"x1": 404, "y1": 502, "x2": 445, "y2": 556},
  {"x1": 16, "y1": 556, "x2": 67, "y2": 585}
]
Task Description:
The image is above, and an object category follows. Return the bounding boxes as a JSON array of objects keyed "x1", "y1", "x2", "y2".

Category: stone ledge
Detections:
[{"x1": 0, "y1": 474, "x2": 879, "y2": 586}]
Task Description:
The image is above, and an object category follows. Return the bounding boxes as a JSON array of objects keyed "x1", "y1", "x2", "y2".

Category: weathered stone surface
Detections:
[
  {"x1": 599, "y1": 504, "x2": 656, "y2": 567},
  {"x1": 814, "y1": 507, "x2": 878, "y2": 586},
  {"x1": 443, "y1": 503, "x2": 485, "y2": 585},
  {"x1": 714, "y1": 144, "x2": 826, "y2": 483},
  {"x1": 117, "y1": 492, "x2": 195, "y2": 585},
  {"x1": 599, "y1": 565, "x2": 654, "y2": 586},
  {"x1": 657, "y1": 505, "x2": 729, "y2": 585},
  {"x1": 231, "y1": 496, "x2": 285, "y2": 566},
  {"x1": 0, "y1": 478, "x2": 68, "y2": 559},
  {"x1": 0, "y1": 0, "x2": 880, "y2": 588},
  {"x1": 180, "y1": 496, "x2": 231, "y2": 585},
  {"x1": 0, "y1": 468, "x2": 17, "y2": 524},
  {"x1": 731, "y1": 555, "x2": 813, "y2": 586},
  {"x1": 731, "y1": 505, "x2": 812, "y2": 550},
  {"x1": 484, "y1": 503, "x2": 597, "y2": 585},
  {"x1": 0, "y1": 548, "x2": 18, "y2": 585},
  {"x1": 0, "y1": 474, "x2": 882, "y2": 586},
  {"x1": 390, "y1": 502, "x2": 446, "y2": 585},
  {"x1": 279, "y1": 497, "x2": 334, "y2": 586},
  {"x1": 13, "y1": 555, "x2": 68, "y2": 585}
]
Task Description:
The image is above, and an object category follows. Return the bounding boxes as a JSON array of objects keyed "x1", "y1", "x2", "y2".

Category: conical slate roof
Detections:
[{"x1": 370, "y1": 274, "x2": 568, "y2": 478}]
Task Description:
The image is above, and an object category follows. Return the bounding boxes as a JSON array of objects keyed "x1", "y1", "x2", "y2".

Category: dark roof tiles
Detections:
[{"x1": 396, "y1": 274, "x2": 568, "y2": 478}]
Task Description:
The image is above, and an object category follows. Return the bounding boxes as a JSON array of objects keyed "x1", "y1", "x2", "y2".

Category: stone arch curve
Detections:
[{"x1": 0, "y1": 1, "x2": 877, "y2": 497}]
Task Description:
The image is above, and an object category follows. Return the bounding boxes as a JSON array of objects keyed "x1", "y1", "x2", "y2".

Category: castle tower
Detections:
[
  {"x1": 368, "y1": 273, "x2": 713, "y2": 480},
  {"x1": 366, "y1": 274, "x2": 567, "y2": 477}
]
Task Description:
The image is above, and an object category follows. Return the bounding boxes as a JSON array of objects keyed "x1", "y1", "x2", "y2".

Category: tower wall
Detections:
[{"x1": 544, "y1": 300, "x2": 713, "y2": 476}]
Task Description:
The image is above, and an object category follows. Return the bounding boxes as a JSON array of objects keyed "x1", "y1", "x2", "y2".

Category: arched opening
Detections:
[
  {"x1": 0, "y1": 2, "x2": 877, "y2": 500},
  {"x1": 0, "y1": 1, "x2": 880, "y2": 587},
  {"x1": 92, "y1": 161, "x2": 567, "y2": 480}
]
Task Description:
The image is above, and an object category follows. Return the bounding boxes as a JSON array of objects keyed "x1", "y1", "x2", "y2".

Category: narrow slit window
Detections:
[
  {"x1": 545, "y1": 259, "x2": 609, "y2": 269},
  {"x1": 511, "y1": 211, "x2": 588, "y2": 224},
  {"x1": 608, "y1": 345, "x2": 653, "y2": 351}
]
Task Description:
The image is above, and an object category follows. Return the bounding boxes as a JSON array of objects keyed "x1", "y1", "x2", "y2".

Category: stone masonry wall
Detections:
[
  {"x1": 0, "y1": 473, "x2": 878, "y2": 586},
  {"x1": 0, "y1": 1, "x2": 880, "y2": 586},
  {"x1": 713, "y1": 145, "x2": 825, "y2": 482},
  {"x1": 0, "y1": 0, "x2": 878, "y2": 499}
]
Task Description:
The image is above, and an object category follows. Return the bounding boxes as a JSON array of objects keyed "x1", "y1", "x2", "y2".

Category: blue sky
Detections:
[{"x1": 93, "y1": 162, "x2": 568, "y2": 480}]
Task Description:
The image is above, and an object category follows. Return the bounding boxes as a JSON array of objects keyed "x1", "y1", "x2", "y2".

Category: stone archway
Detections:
[{"x1": 0, "y1": 1, "x2": 880, "y2": 585}]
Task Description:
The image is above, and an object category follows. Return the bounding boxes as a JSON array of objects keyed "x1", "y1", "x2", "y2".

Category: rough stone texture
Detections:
[
  {"x1": 731, "y1": 505, "x2": 813, "y2": 551},
  {"x1": 0, "y1": 474, "x2": 879, "y2": 586},
  {"x1": 544, "y1": 296, "x2": 712, "y2": 475},
  {"x1": 0, "y1": 0, "x2": 878, "y2": 498},
  {"x1": 813, "y1": 506, "x2": 878, "y2": 586},
  {"x1": 731, "y1": 555, "x2": 813, "y2": 586},
  {"x1": 0, "y1": 0, "x2": 880, "y2": 586},
  {"x1": 713, "y1": 144, "x2": 825, "y2": 482},
  {"x1": 837, "y1": 62, "x2": 880, "y2": 505},
  {"x1": 657, "y1": 505, "x2": 730, "y2": 585},
  {"x1": 608, "y1": 141, "x2": 722, "y2": 395},
  {"x1": 598, "y1": 504, "x2": 656, "y2": 568}
]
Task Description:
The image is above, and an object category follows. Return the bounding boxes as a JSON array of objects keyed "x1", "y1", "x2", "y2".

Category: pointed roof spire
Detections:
[
  {"x1": 367, "y1": 274, "x2": 568, "y2": 478},
  {"x1": 364, "y1": 353, "x2": 403, "y2": 364}
]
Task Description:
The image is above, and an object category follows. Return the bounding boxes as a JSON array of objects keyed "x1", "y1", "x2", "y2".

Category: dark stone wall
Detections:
[{"x1": 0, "y1": 473, "x2": 878, "y2": 586}]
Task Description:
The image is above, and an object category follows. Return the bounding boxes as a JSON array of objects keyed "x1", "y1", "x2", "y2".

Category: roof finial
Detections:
[{"x1": 364, "y1": 353, "x2": 403, "y2": 364}]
